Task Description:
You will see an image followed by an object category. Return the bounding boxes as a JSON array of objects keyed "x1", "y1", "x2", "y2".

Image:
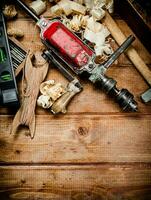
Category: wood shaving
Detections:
[
  {"x1": 40, "y1": 80, "x2": 66, "y2": 101},
  {"x1": 84, "y1": 25, "x2": 113, "y2": 56},
  {"x1": 62, "y1": 15, "x2": 89, "y2": 32},
  {"x1": 37, "y1": 95, "x2": 53, "y2": 108},
  {"x1": 74, "y1": 0, "x2": 84, "y2": 4},
  {"x1": 83, "y1": 0, "x2": 113, "y2": 13},
  {"x1": 50, "y1": 4, "x2": 63, "y2": 16},
  {"x1": 95, "y1": 42, "x2": 113, "y2": 56},
  {"x1": 90, "y1": 7, "x2": 105, "y2": 20},
  {"x1": 49, "y1": 0, "x2": 60, "y2": 2},
  {"x1": 86, "y1": 17, "x2": 103, "y2": 32},
  {"x1": 40, "y1": 80, "x2": 55, "y2": 95},
  {"x1": 37, "y1": 80, "x2": 67, "y2": 109},
  {"x1": 58, "y1": 0, "x2": 73, "y2": 15},
  {"x1": 69, "y1": 15, "x2": 82, "y2": 32},
  {"x1": 3, "y1": 5, "x2": 17, "y2": 20},
  {"x1": 84, "y1": 0, "x2": 94, "y2": 9},
  {"x1": 7, "y1": 28, "x2": 24, "y2": 38},
  {"x1": 50, "y1": 0, "x2": 86, "y2": 16},
  {"x1": 30, "y1": 0, "x2": 47, "y2": 16},
  {"x1": 106, "y1": 0, "x2": 114, "y2": 13}
]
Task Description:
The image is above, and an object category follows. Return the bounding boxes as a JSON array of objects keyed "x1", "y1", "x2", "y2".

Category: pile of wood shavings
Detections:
[
  {"x1": 3, "y1": 5, "x2": 17, "y2": 20},
  {"x1": 7, "y1": 28, "x2": 24, "y2": 38},
  {"x1": 50, "y1": 0, "x2": 114, "y2": 59},
  {"x1": 37, "y1": 80, "x2": 66, "y2": 109}
]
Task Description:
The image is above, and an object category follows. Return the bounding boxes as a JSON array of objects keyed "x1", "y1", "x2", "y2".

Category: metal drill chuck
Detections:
[
  {"x1": 98, "y1": 75, "x2": 138, "y2": 111},
  {"x1": 112, "y1": 88, "x2": 138, "y2": 111}
]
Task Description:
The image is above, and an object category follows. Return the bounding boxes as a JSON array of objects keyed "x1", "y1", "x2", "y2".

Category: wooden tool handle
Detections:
[
  {"x1": 51, "y1": 90, "x2": 78, "y2": 114},
  {"x1": 51, "y1": 79, "x2": 82, "y2": 114},
  {"x1": 104, "y1": 12, "x2": 151, "y2": 86}
]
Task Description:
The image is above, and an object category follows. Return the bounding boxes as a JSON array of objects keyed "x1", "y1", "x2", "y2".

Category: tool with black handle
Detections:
[
  {"x1": 13, "y1": 0, "x2": 138, "y2": 111},
  {"x1": 0, "y1": 11, "x2": 19, "y2": 107}
]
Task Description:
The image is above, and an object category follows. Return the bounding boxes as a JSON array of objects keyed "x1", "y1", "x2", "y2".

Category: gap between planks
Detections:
[{"x1": 1, "y1": 162, "x2": 151, "y2": 168}]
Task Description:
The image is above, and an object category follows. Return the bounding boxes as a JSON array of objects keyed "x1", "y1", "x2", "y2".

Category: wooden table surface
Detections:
[{"x1": 0, "y1": 1, "x2": 151, "y2": 199}]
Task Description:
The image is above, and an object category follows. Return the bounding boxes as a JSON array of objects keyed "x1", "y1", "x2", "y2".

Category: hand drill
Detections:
[{"x1": 13, "y1": 0, "x2": 138, "y2": 111}]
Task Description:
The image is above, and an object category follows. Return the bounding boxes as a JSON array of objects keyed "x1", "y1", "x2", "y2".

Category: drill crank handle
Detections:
[{"x1": 103, "y1": 35, "x2": 135, "y2": 69}]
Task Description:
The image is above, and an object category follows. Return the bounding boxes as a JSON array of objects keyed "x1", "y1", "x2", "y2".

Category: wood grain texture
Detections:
[
  {"x1": 0, "y1": 2, "x2": 151, "y2": 199},
  {"x1": 0, "y1": 165, "x2": 151, "y2": 200},
  {"x1": 0, "y1": 115, "x2": 151, "y2": 163}
]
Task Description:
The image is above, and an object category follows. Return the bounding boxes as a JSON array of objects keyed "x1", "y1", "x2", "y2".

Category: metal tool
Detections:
[
  {"x1": 104, "y1": 12, "x2": 151, "y2": 103},
  {"x1": 0, "y1": 11, "x2": 19, "y2": 106},
  {"x1": 9, "y1": 37, "x2": 27, "y2": 76},
  {"x1": 14, "y1": 0, "x2": 138, "y2": 111}
]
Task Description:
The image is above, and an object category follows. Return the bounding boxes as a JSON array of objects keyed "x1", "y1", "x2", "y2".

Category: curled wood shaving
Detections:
[
  {"x1": 95, "y1": 42, "x2": 113, "y2": 56},
  {"x1": 40, "y1": 80, "x2": 66, "y2": 101},
  {"x1": 84, "y1": 24, "x2": 113, "y2": 56},
  {"x1": 50, "y1": 0, "x2": 86, "y2": 16},
  {"x1": 78, "y1": 15, "x2": 113, "y2": 56},
  {"x1": 83, "y1": 0, "x2": 113, "y2": 13},
  {"x1": 37, "y1": 95, "x2": 53, "y2": 108},
  {"x1": 86, "y1": 17, "x2": 103, "y2": 32},
  {"x1": 84, "y1": 0, "x2": 94, "y2": 9},
  {"x1": 3, "y1": 5, "x2": 17, "y2": 20},
  {"x1": 7, "y1": 28, "x2": 24, "y2": 38},
  {"x1": 37, "y1": 80, "x2": 66, "y2": 109},
  {"x1": 40, "y1": 80, "x2": 55, "y2": 94},
  {"x1": 30, "y1": 0, "x2": 47, "y2": 16},
  {"x1": 90, "y1": 7, "x2": 105, "y2": 20},
  {"x1": 50, "y1": 4, "x2": 63, "y2": 16},
  {"x1": 58, "y1": 0, "x2": 73, "y2": 15},
  {"x1": 62, "y1": 14, "x2": 89, "y2": 32},
  {"x1": 106, "y1": 0, "x2": 114, "y2": 13}
]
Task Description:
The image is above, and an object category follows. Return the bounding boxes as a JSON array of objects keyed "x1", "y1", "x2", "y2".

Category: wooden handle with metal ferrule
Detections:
[
  {"x1": 51, "y1": 90, "x2": 78, "y2": 114},
  {"x1": 104, "y1": 12, "x2": 151, "y2": 86},
  {"x1": 51, "y1": 80, "x2": 82, "y2": 114}
]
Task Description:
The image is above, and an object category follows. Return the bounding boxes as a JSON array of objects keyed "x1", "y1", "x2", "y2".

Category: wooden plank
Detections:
[
  {"x1": 0, "y1": 165, "x2": 151, "y2": 199},
  {"x1": 0, "y1": 115, "x2": 151, "y2": 163}
]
